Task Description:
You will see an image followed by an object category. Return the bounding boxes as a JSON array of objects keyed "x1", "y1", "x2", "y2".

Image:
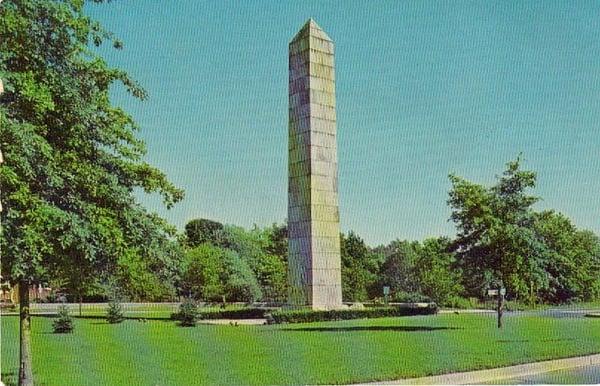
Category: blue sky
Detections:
[{"x1": 88, "y1": 1, "x2": 600, "y2": 246}]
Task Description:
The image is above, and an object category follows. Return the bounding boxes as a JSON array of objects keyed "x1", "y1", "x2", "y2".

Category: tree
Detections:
[
  {"x1": 181, "y1": 243, "x2": 262, "y2": 303},
  {"x1": 181, "y1": 244, "x2": 225, "y2": 301},
  {"x1": 448, "y1": 157, "x2": 548, "y2": 301},
  {"x1": 264, "y1": 222, "x2": 288, "y2": 260},
  {"x1": 177, "y1": 298, "x2": 199, "y2": 327},
  {"x1": 222, "y1": 251, "x2": 262, "y2": 303},
  {"x1": 260, "y1": 223, "x2": 288, "y2": 302},
  {"x1": 52, "y1": 304, "x2": 74, "y2": 333},
  {"x1": 219, "y1": 224, "x2": 287, "y2": 302},
  {"x1": 341, "y1": 231, "x2": 381, "y2": 302},
  {"x1": 105, "y1": 298, "x2": 125, "y2": 324},
  {"x1": 376, "y1": 240, "x2": 421, "y2": 298},
  {"x1": 533, "y1": 211, "x2": 600, "y2": 303},
  {"x1": 413, "y1": 237, "x2": 464, "y2": 305},
  {"x1": 246, "y1": 252, "x2": 286, "y2": 302},
  {"x1": 0, "y1": 1, "x2": 183, "y2": 384},
  {"x1": 184, "y1": 218, "x2": 225, "y2": 247}
]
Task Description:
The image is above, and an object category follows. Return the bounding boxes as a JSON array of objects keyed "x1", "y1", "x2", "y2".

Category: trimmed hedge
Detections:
[
  {"x1": 267, "y1": 304, "x2": 438, "y2": 324},
  {"x1": 171, "y1": 307, "x2": 270, "y2": 321}
]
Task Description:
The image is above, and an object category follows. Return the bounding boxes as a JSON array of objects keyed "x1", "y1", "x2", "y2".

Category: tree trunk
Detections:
[
  {"x1": 79, "y1": 293, "x2": 82, "y2": 317},
  {"x1": 19, "y1": 280, "x2": 34, "y2": 386}
]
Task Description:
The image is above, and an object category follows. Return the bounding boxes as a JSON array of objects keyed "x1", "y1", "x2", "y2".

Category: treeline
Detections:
[
  {"x1": 54, "y1": 158, "x2": 600, "y2": 307},
  {"x1": 342, "y1": 158, "x2": 600, "y2": 306}
]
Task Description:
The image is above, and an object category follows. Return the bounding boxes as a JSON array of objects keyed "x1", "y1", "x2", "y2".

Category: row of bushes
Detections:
[
  {"x1": 171, "y1": 307, "x2": 271, "y2": 321},
  {"x1": 267, "y1": 304, "x2": 438, "y2": 324}
]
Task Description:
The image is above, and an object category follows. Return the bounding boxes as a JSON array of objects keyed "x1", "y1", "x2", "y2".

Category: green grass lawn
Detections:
[{"x1": 1, "y1": 313, "x2": 599, "y2": 385}]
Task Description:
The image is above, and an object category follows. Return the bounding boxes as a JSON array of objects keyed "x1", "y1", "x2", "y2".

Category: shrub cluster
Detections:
[
  {"x1": 267, "y1": 304, "x2": 437, "y2": 324},
  {"x1": 171, "y1": 307, "x2": 270, "y2": 321}
]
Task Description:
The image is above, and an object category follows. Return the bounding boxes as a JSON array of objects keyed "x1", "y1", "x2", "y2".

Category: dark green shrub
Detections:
[
  {"x1": 267, "y1": 304, "x2": 438, "y2": 324},
  {"x1": 106, "y1": 299, "x2": 125, "y2": 324},
  {"x1": 52, "y1": 305, "x2": 74, "y2": 333},
  {"x1": 198, "y1": 308, "x2": 269, "y2": 320},
  {"x1": 171, "y1": 307, "x2": 271, "y2": 321},
  {"x1": 177, "y1": 299, "x2": 198, "y2": 327}
]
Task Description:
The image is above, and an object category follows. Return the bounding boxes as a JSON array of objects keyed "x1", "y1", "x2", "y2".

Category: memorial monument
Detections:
[{"x1": 288, "y1": 19, "x2": 342, "y2": 309}]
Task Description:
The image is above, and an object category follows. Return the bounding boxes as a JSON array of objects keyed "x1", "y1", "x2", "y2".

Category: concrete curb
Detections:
[{"x1": 355, "y1": 353, "x2": 600, "y2": 385}]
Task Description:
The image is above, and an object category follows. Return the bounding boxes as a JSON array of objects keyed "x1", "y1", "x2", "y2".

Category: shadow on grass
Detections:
[
  {"x1": 497, "y1": 338, "x2": 575, "y2": 343},
  {"x1": 32, "y1": 314, "x2": 173, "y2": 321},
  {"x1": 282, "y1": 326, "x2": 460, "y2": 333}
]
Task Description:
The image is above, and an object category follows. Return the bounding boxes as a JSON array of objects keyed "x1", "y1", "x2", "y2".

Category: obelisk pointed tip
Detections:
[{"x1": 290, "y1": 18, "x2": 332, "y2": 43}]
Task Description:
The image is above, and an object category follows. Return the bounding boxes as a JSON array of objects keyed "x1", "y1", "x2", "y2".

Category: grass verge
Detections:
[{"x1": 1, "y1": 313, "x2": 599, "y2": 385}]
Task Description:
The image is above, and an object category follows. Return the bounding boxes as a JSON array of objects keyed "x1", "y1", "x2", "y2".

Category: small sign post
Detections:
[
  {"x1": 383, "y1": 286, "x2": 390, "y2": 306},
  {"x1": 487, "y1": 286, "x2": 506, "y2": 329}
]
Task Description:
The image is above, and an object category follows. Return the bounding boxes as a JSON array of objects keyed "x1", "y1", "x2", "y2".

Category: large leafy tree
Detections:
[
  {"x1": 448, "y1": 157, "x2": 548, "y2": 301},
  {"x1": 0, "y1": 1, "x2": 183, "y2": 384},
  {"x1": 533, "y1": 211, "x2": 600, "y2": 303}
]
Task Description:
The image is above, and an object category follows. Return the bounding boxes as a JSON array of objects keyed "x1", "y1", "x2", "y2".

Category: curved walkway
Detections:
[{"x1": 356, "y1": 354, "x2": 600, "y2": 385}]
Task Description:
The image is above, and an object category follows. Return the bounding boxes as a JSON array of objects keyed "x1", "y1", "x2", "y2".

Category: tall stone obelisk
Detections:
[{"x1": 288, "y1": 19, "x2": 342, "y2": 309}]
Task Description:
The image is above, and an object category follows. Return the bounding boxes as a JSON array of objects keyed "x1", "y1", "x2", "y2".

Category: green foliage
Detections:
[
  {"x1": 268, "y1": 305, "x2": 438, "y2": 324},
  {"x1": 181, "y1": 221, "x2": 288, "y2": 302},
  {"x1": 374, "y1": 237, "x2": 463, "y2": 304},
  {"x1": 172, "y1": 307, "x2": 269, "y2": 320},
  {"x1": 264, "y1": 223, "x2": 288, "y2": 259},
  {"x1": 176, "y1": 299, "x2": 198, "y2": 327},
  {"x1": 181, "y1": 244, "x2": 224, "y2": 300},
  {"x1": 115, "y1": 241, "x2": 181, "y2": 302},
  {"x1": 389, "y1": 291, "x2": 432, "y2": 303},
  {"x1": 0, "y1": 0, "x2": 183, "y2": 298},
  {"x1": 376, "y1": 240, "x2": 421, "y2": 297},
  {"x1": 341, "y1": 232, "x2": 382, "y2": 302},
  {"x1": 413, "y1": 237, "x2": 464, "y2": 305},
  {"x1": 251, "y1": 253, "x2": 287, "y2": 302},
  {"x1": 220, "y1": 224, "x2": 287, "y2": 302},
  {"x1": 448, "y1": 157, "x2": 547, "y2": 300},
  {"x1": 105, "y1": 299, "x2": 125, "y2": 324},
  {"x1": 224, "y1": 251, "x2": 263, "y2": 303},
  {"x1": 448, "y1": 156, "x2": 600, "y2": 304},
  {"x1": 184, "y1": 218, "x2": 224, "y2": 247},
  {"x1": 197, "y1": 308, "x2": 269, "y2": 320},
  {"x1": 443, "y1": 296, "x2": 480, "y2": 309},
  {"x1": 3, "y1": 314, "x2": 600, "y2": 385},
  {"x1": 52, "y1": 305, "x2": 73, "y2": 333},
  {"x1": 181, "y1": 243, "x2": 262, "y2": 303},
  {"x1": 533, "y1": 211, "x2": 600, "y2": 303}
]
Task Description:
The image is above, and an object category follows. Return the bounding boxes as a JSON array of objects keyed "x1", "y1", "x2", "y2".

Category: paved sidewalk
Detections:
[
  {"x1": 355, "y1": 354, "x2": 600, "y2": 385},
  {"x1": 489, "y1": 364, "x2": 600, "y2": 384}
]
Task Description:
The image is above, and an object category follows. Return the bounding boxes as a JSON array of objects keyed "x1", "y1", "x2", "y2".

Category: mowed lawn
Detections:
[{"x1": 1, "y1": 313, "x2": 599, "y2": 385}]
